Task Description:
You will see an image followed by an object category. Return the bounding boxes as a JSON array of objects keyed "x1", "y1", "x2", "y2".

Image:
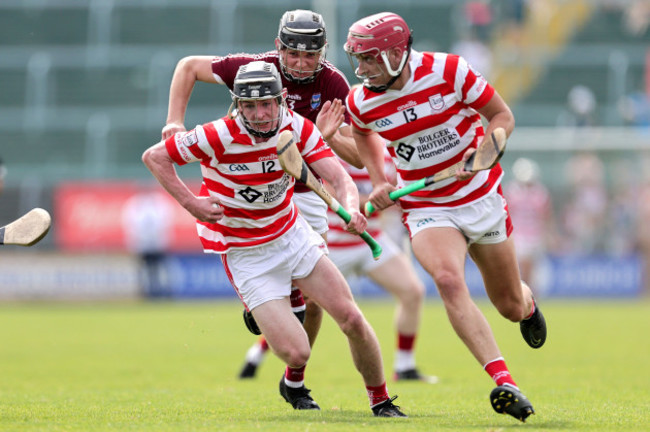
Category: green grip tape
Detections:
[
  {"x1": 364, "y1": 178, "x2": 427, "y2": 216},
  {"x1": 335, "y1": 206, "x2": 382, "y2": 260}
]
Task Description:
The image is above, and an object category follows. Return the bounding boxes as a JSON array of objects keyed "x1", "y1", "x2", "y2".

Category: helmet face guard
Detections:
[
  {"x1": 343, "y1": 12, "x2": 412, "y2": 92},
  {"x1": 276, "y1": 9, "x2": 327, "y2": 83},
  {"x1": 230, "y1": 61, "x2": 286, "y2": 139}
]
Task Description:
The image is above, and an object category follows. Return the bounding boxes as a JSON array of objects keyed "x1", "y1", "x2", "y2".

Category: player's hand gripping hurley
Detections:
[
  {"x1": 365, "y1": 128, "x2": 508, "y2": 216},
  {"x1": 0, "y1": 208, "x2": 52, "y2": 246},
  {"x1": 276, "y1": 130, "x2": 382, "y2": 260}
]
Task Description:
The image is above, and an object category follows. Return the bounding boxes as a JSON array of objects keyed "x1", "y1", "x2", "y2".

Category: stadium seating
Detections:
[
  {"x1": 0, "y1": 1, "x2": 647, "y2": 184},
  {"x1": 514, "y1": 6, "x2": 650, "y2": 126}
]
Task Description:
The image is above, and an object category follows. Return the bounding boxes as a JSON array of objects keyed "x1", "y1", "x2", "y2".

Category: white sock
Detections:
[
  {"x1": 284, "y1": 377, "x2": 304, "y2": 388},
  {"x1": 394, "y1": 349, "x2": 416, "y2": 372},
  {"x1": 245, "y1": 343, "x2": 266, "y2": 365}
]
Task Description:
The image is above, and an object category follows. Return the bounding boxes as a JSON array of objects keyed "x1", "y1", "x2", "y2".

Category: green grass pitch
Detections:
[{"x1": 0, "y1": 299, "x2": 648, "y2": 431}]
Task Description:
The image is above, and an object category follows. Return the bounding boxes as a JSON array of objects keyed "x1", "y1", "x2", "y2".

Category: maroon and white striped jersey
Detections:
[
  {"x1": 164, "y1": 110, "x2": 334, "y2": 254},
  {"x1": 212, "y1": 52, "x2": 351, "y2": 195},
  {"x1": 347, "y1": 50, "x2": 503, "y2": 211}
]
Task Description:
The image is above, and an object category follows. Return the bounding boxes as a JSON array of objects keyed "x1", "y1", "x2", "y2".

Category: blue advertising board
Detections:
[{"x1": 148, "y1": 253, "x2": 643, "y2": 299}]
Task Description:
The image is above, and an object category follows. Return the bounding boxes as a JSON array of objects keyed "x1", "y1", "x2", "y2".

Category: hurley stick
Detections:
[
  {"x1": 0, "y1": 208, "x2": 52, "y2": 246},
  {"x1": 365, "y1": 127, "x2": 507, "y2": 215},
  {"x1": 276, "y1": 130, "x2": 382, "y2": 260}
]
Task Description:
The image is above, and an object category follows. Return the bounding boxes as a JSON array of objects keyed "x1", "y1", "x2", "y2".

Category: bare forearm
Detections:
[
  {"x1": 354, "y1": 131, "x2": 388, "y2": 186},
  {"x1": 142, "y1": 144, "x2": 195, "y2": 208},
  {"x1": 311, "y1": 158, "x2": 359, "y2": 212},
  {"x1": 166, "y1": 56, "x2": 216, "y2": 125},
  {"x1": 166, "y1": 62, "x2": 194, "y2": 125},
  {"x1": 327, "y1": 129, "x2": 363, "y2": 168},
  {"x1": 331, "y1": 176, "x2": 360, "y2": 213}
]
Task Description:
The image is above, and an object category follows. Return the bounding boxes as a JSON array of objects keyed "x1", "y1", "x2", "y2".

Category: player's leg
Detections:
[
  {"x1": 296, "y1": 256, "x2": 384, "y2": 384},
  {"x1": 364, "y1": 248, "x2": 436, "y2": 383},
  {"x1": 224, "y1": 223, "x2": 322, "y2": 410},
  {"x1": 237, "y1": 192, "x2": 325, "y2": 379},
  {"x1": 292, "y1": 191, "x2": 328, "y2": 347},
  {"x1": 238, "y1": 288, "x2": 306, "y2": 379},
  {"x1": 301, "y1": 296, "x2": 323, "y2": 347},
  {"x1": 469, "y1": 237, "x2": 547, "y2": 349},
  {"x1": 412, "y1": 227, "x2": 533, "y2": 421},
  {"x1": 251, "y1": 299, "x2": 310, "y2": 367},
  {"x1": 239, "y1": 336, "x2": 270, "y2": 379},
  {"x1": 329, "y1": 235, "x2": 428, "y2": 381},
  {"x1": 468, "y1": 189, "x2": 547, "y2": 350},
  {"x1": 469, "y1": 237, "x2": 531, "y2": 321},
  {"x1": 411, "y1": 227, "x2": 503, "y2": 366},
  {"x1": 250, "y1": 298, "x2": 321, "y2": 410},
  {"x1": 273, "y1": 195, "x2": 326, "y2": 402},
  {"x1": 294, "y1": 255, "x2": 406, "y2": 417}
]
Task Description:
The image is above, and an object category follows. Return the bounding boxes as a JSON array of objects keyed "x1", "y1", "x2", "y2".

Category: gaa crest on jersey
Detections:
[
  {"x1": 181, "y1": 130, "x2": 199, "y2": 147},
  {"x1": 310, "y1": 93, "x2": 322, "y2": 109},
  {"x1": 429, "y1": 94, "x2": 445, "y2": 113}
]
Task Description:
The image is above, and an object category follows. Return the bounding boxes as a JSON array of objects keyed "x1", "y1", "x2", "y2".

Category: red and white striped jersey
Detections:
[
  {"x1": 327, "y1": 153, "x2": 394, "y2": 248},
  {"x1": 347, "y1": 50, "x2": 503, "y2": 211},
  {"x1": 212, "y1": 52, "x2": 351, "y2": 195},
  {"x1": 503, "y1": 181, "x2": 552, "y2": 243},
  {"x1": 164, "y1": 110, "x2": 334, "y2": 254}
]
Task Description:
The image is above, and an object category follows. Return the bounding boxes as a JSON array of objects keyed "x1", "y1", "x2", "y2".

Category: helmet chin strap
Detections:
[
  {"x1": 364, "y1": 57, "x2": 405, "y2": 93},
  {"x1": 382, "y1": 50, "x2": 409, "y2": 77},
  {"x1": 277, "y1": 43, "x2": 328, "y2": 84},
  {"x1": 364, "y1": 37, "x2": 412, "y2": 93},
  {"x1": 239, "y1": 101, "x2": 285, "y2": 139},
  {"x1": 365, "y1": 58, "x2": 405, "y2": 92}
]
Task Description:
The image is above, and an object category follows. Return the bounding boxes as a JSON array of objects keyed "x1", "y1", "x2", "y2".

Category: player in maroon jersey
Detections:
[
  {"x1": 147, "y1": 61, "x2": 406, "y2": 417},
  {"x1": 344, "y1": 12, "x2": 547, "y2": 422}
]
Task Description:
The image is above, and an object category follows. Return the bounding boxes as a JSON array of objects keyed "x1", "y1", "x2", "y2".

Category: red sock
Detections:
[
  {"x1": 366, "y1": 382, "x2": 389, "y2": 406},
  {"x1": 484, "y1": 358, "x2": 518, "y2": 388},
  {"x1": 259, "y1": 337, "x2": 269, "y2": 352},
  {"x1": 524, "y1": 300, "x2": 536, "y2": 320},
  {"x1": 284, "y1": 364, "x2": 306, "y2": 385},
  {"x1": 397, "y1": 333, "x2": 416, "y2": 351},
  {"x1": 290, "y1": 289, "x2": 306, "y2": 312}
]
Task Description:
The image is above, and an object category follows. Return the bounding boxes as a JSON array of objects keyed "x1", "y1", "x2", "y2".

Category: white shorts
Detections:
[
  {"x1": 221, "y1": 216, "x2": 327, "y2": 311},
  {"x1": 328, "y1": 233, "x2": 402, "y2": 279},
  {"x1": 293, "y1": 191, "x2": 329, "y2": 235},
  {"x1": 404, "y1": 190, "x2": 512, "y2": 245}
]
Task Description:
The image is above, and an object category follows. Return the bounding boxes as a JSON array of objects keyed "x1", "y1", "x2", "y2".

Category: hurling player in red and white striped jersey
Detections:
[
  {"x1": 160, "y1": 9, "x2": 362, "y2": 388},
  {"x1": 344, "y1": 12, "x2": 547, "y2": 422},
  {"x1": 143, "y1": 61, "x2": 406, "y2": 417}
]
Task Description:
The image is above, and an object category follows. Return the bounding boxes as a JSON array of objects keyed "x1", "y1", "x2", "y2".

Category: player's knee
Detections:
[
  {"x1": 433, "y1": 271, "x2": 465, "y2": 301},
  {"x1": 278, "y1": 345, "x2": 311, "y2": 368},
  {"x1": 410, "y1": 281, "x2": 426, "y2": 302},
  {"x1": 398, "y1": 281, "x2": 425, "y2": 308},
  {"x1": 337, "y1": 308, "x2": 367, "y2": 337}
]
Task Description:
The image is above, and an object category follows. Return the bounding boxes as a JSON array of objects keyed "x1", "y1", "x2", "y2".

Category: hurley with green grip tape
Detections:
[
  {"x1": 365, "y1": 128, "x2": 507, "y2": 216},
  {"x1": 276, "y1": 130, "x2": 382, "y2": 260}
]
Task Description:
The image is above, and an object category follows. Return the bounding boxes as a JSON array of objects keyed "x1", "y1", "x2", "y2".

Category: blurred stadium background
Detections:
[{"x1": 1, "y1": 0, "x2": 649, "y2": 301}]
